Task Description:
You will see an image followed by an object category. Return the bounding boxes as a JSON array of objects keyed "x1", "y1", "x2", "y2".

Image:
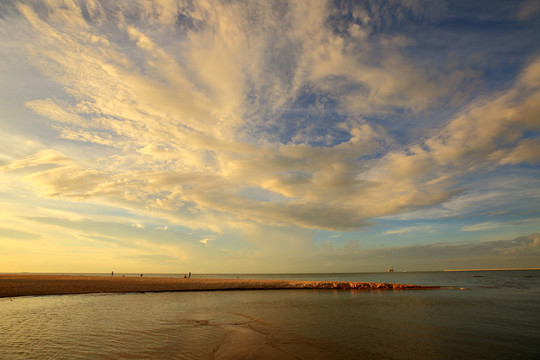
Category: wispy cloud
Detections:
[
  {"x1": 461, "y1": 222, "x2": 505, "y2": 232},
  {"x1": 382, "y1": 225, "x2": 436, "y2": 236},
  {"x1": 0, "y1": 227, "x2": 41, "y2": 241},
  {"x1": 199, "y1": 236, "x2": 215, "y2": 247}
]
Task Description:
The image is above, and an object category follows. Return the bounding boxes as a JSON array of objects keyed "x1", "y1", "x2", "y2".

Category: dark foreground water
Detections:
[{"x1": 1, "y1": 270, "x2": 539, "y2": 359}]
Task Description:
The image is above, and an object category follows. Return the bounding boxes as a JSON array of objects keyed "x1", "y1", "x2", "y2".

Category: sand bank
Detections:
[{"x1": 0, "y1": 274, "x2": 438, "y2": 298}]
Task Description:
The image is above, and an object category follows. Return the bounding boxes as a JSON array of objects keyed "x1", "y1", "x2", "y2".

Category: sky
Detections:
[{"x1": 1, "y1": 0, "x2": 539, "y2": 274}]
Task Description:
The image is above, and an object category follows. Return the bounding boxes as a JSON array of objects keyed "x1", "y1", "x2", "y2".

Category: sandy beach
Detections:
[{"x1": 0, "y1": 274, "x2": 438, "y2": 298}]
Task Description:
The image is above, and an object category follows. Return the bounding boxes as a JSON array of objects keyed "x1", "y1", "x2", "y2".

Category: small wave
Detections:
[{"x1": 440, "y1": 286, "x2": 470, "y2": 291}]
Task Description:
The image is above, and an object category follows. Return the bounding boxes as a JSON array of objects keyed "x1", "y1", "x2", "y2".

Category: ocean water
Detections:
[{"x1": 1, "y1": 270, "x2": 539, "y2": 359}]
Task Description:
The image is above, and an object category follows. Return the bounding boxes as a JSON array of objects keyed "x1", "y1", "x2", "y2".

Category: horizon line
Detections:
[{"x1": 443, "y1": 268, "x2": 540, "y2": 272}]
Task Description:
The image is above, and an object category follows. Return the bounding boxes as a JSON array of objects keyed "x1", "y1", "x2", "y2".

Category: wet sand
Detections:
[{"x1": 0, "y1": 274, "x2": 438, "y2": 298}]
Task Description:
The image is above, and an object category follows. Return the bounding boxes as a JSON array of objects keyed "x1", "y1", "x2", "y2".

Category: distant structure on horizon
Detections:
[{"x1": 388, "y1": 265, "x2": 394, "y2": 272}]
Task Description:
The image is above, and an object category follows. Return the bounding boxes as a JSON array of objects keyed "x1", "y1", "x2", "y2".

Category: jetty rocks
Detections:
[{"x1": 287, "y1": 281, "x2": 437, "y2": 290}]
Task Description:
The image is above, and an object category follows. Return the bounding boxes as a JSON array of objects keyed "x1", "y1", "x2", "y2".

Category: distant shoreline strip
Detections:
[
  {"x1": 0, "y1": 275, "x2": 438, "y2": 298},
  {"x1": 443, "y1": 268, "x2": 540, "y2": 272}
]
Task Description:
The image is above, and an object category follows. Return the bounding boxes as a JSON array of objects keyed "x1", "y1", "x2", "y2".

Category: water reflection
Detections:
[{"x1": 1, "y1": 270, "x2": 539, "y2": 359}]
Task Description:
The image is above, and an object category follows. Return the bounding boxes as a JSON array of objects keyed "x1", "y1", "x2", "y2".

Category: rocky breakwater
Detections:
[{"x1": 288, "y1": 281, "x2": 439, "y2": 290}]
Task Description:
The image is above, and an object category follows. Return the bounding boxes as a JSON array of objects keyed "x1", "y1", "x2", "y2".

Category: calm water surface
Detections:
[{"x1": 1, "y1": 270, "x2": 539, "y2": 359}]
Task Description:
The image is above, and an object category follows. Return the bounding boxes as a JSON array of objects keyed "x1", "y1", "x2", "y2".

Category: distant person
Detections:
[
  {"x1": 111, "y1": 271, "x2": 114, "y2": 276},
  {"x1": 184, "y1": 274, "x2": 187, "y2": 278},
  {"x1": 140, "y1": 274, "x2": 143, "y2": 277},
  {"x1": 188, "y1": 272, "x2": 191, "y2": 278}
]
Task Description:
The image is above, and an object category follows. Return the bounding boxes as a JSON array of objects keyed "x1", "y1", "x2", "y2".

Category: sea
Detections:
[{"x1": 1, "y1": 270, "x2": 539, "y2": 359}]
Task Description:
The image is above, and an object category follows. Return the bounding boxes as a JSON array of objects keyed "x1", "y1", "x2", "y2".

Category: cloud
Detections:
[
  {"x1": 424, "y1": 56, "x2": 540, "y2": 168},
  {"x1": 1, "y1": 0, "x2": 539, "y2": 237},
  {"x1": 382, "y1": 171, "x2": 540, "y2": 221},
  {"x1": 199, "y1": 235, "x2": 216, "y2": 246},
  {"x1": 516, "y1": 0, "x2": 540, "y2": 20},
  {"x1": 497, "y1": 138, "x2": 540, "y2": 166},
  {"x1": 2, "y1": 149, "x2": 70, "y2": 171},
  {"x1": 0, "y1": 227, "x2": 41, "y2": 241},
  {"x1": 385, "y1": 233, "x2": 540, "y2": 260},
  {"x1": 371, "y1": 55, "x2": 540, "y2": 221},
  {"x1": 461, "y1": 222, "x2": 504, "y2": 232},
  {"x1": 305, "y1": 1, "x2": 475, "y2": 116},
  {"x1": 499, "y1": 232, "x2": 540, "y2": 256},
  {"x1": 314, "y1": 233, "x2": 540, "y2": 271},
  {"x1": 2, "y1": 149, "x2": 109, "y2": 199},
  {"x1": 20, "y1": 215, "x2": 197, "y2": 260},
  {"x1": 487, "y1": 211, "x2": 509, "y2": 217},
  {"x1": 382, "y1": 225, "x2": 436, "y2": 236}
]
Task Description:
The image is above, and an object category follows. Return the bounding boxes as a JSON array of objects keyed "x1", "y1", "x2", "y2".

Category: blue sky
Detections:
[{"x1": 0, "y1": 0, "x2": 539, "y2": 273}]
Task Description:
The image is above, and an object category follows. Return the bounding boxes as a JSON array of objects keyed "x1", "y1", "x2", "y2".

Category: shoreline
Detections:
[
  {"x1": 443, "y1": 268, "x2": 540, "y2": 272},
  {"x1": 0, "y1": 274, "x2": 438, "y2": 298}
]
